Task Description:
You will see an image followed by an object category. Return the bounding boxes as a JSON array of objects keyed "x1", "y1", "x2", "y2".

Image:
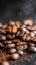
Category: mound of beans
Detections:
[{"x1": 0, "y1": 19, "x2": 36, "y2": 65}]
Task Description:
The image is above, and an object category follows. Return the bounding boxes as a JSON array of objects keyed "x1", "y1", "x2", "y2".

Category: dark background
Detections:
[{"x1": 0, "y1": 0, "x2": 36, "y2": 23}]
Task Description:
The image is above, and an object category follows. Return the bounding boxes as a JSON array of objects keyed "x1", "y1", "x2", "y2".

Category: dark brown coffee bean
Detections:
[
  {"x1": 7, "y1": 25, "x2": 17, "y2": 33},
  {"x1": 17, "y1": 45, "x2": 27, "y2": 50},
  {"x1": 8, "y1": 20, "x2": 15, "y2": 25},
  {"x1": 0, "y1": 23, "x2": 3, "y2": 28},
  {"x1": 0, "y1": 35, "x2": 6, "y2": 41},
  {"x1": 18, "y1": 50, "x2": 24, "y2": 55},
  {"x1": 1, "y1": 61, "x2": 10, "y2": 65},
  {"x1": 7, "y1": 34, "x2": 15, "y2": 39},
  {"x1": 22, "y1": 34, "x2": 26, "y2": 41},
  {"x1": 1, "y1": 30, "x2": 6, "y2": 34},
  {"x1": 6, "y1": 43, "x2": 15, "y2": 49},
  {"x1": 31, "y1": 36, "x2": 36, "y2": 42},
  {"x1": 29, "y1": 43, "x2": 35, "y2": 46},
  {"x1": 16, "y1": 42, "x2": 27, "y2": 46},
  {"x1": 22, "y1": 26, "x2": 29, "y2": 34},
  {"x1": 15, "y1": 21, "x2": 22, "y2": 28},
  {"x1": 12, "y1": 39, "x2": 20, "y2": 43},
  {"x1": 26, "y1": 35, "x2": 31, "y2": 41},
  {"x1": 11, "y1": 25, "x2": 17, "y2": 33},
  {"x1": 26, "y1": 25, "x2": 34, "y2": 31},
  {"x1": 0, "y1": 42, "x2": 4, "y2": 47},
  {"x1": 30, "y1": 32, "x2": 35, "y2": 37},
  {"x1": 6, "y1": 34, "x2": 12, "y2": 39},
  {"x1": 0, "y1": 29, "x2": 2, "y2": 33},
  {"x1": 4, "y1": 41, "x2": 12, "y2": 45},
  {"x1": 33, "y1": 31, "x2": 36, "y2": 35},
  {"x1": 8, "y1": 48, "x2": 17, "y2": 53},
  {"x1": 23, "y1": 19, "x2": 33, "y2": 25},
  {"x1": 10, "y1": 53, "x2": 19, "y2": 60},
  {"x1": 28, "y1": 46, "x2": 36, "y2": 52}
]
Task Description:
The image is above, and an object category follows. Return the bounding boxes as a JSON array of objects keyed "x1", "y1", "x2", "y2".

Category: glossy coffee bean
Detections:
[
  {"x1": 18, "y1": 50, "x2": 24, "y2": 55},
  {"x1": 23, "y1": 19, "x2": 33, "y2": 25},
  {"x1": 6, "y1": 43, "x2": 15, "y2": 49},
  {"x1": 8, "y1": 48, "x2": 17, "y2": 53},
  {"x1": 1, "y1": 61, "x2": 10, "y2": 65},
  {"x1": 10, "y1": 53, "x2": 19, "y2": 60}
]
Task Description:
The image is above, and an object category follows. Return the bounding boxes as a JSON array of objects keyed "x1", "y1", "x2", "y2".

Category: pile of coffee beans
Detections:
[{"x1": 0, "y1": 19, "x2": 36, "y2": 65}]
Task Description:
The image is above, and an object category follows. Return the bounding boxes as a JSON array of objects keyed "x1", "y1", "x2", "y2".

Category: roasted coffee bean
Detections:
[
  {"x1": 29, "y1": 43, "x2": 35, "y2": 46},
  {"x1": 16, "y1": 30, "x2": 20, "y2": 36},
  {"x1": 12, "y1": 39, "x2": 20, "y2": 43},
  {"x1": 7, "y1": 25, "x2": 17, "y2": 33},
  {"x1": 17, "y1": 45, "x2": 27, "y2": 50},
  {"x1": 31, "y1": 36, "x2": 36, "y2": 42},
  {"x1": 26, "y1": 35, "x2": 31, "y2": 41},
  {"x1": 8, "y1": 20, "x2": 15, "y2": 26},
  {"x1": 23, "y1": 19, "x2": 33, "y2": 25},
  {"x1": 0, "y1": 42, "x2": 4, "y2": 47},
  {"x1": 0, "y1": 23, "x2": 3, "y2": 28},
  {"x1": 22, "y1": 26, "x2": 29, "y2": 34},
  {"x1": 16, "y1": 45, "x2": 24, "y2": 50},
  {"x1": 5, "y1": 43, "x2": 15, "y2": 49},
  {"x1": 11, "y1": 25, "x2": 17, "y2": 33},
  {"x1": 2, "y1": 24, "x2": 7, "y2": 29},
  {"x1": 29, "y1": 42, "x2": 36, "y2": 47},
  {"x1": 15, "y1": 21, "x2": 22, "y2": 28},
  {"x1": 1, "y1": 61, "x2": 10, "y2": 65},
  {"x1": 26, "y1": 25, "x2": 35, "y2": 31},
  {"x1": 8, "y1": 48, "x2": 17, "y2": 53},
  {"x1": 28, "y1": 46, "x2": 36, "y2": 52},
  {"x1": 4, "y1": 41, "x2": 12, "y2": 45},
  {"x1": 16, "y1": 42, "x2": 27, "y2": 46},
  {"x1": 22, "y1": 34, "x2": 26, "y2": 41},
  {"x1": 6, "y1": 34, "x2": 12, "y2": 39},
  {"x1": 7, "y1": 34, "x2": 15, "y2": 39},
  {"x1": 30, "y1": 32, "x2": 35, "y2": 37},
  {"x1": 10, "y1": 53, "x2": 19, "y2": 60},
  {"x1": 0, "y1": 29, "x2": 2, "y2": 33},
  {"x1": 0, "y1": 35, "x2": 6, "y2": 41},
  {"x1": 18, "y1": 50, "x2": 24, "y2": 55},
  {"x1": 1, "y1": 30, "x2": 6, "y2": 34},
  {"x1": 33, "y1": 31, "x2": 36, "y2": 35}
]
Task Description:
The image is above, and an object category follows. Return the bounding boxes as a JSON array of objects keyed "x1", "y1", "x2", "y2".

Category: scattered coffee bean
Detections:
[{"x1": 0, "y1": 20, "x2": 36, "y2": 62}]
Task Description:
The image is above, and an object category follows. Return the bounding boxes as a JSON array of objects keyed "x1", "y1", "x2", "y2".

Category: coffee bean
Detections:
[
  {"x1": 1, "y1": 61, "x2": 10, "y2": 65},
  {"x1": 16, "y1": 42, "x2": 27, "y2": 46},
  {"x1": 6, "y1": 43, "x2": 15, "y2": 49},
  {"x1": 29, "y1": 46, "x2": 36, "y2": 52},
  {"x1": 10, "y1": 53, "x2": 19, "y2": 60},
  {"x1": 0, "y1": 35, "x2": 6, "y2": 41},
  {"x1": 8, "y1": 48, "x2": 17, "y2": 53},
  {"x1": 18, "y1": 50, "x2": 24, "y2": 55},
  {"x1": 29, "y1": 43, "x2": 35, "y2": 46},
  {"x1": 0, "y1": 23, "x2": 3, "y2": 28},
  {"x1": 8, "y1": 20, "x2": 15, "y2": 26},
  {"x1": 17, "y1": 45, "x2": 27, "y2": 50},
  {"x1": 0, "y1": 42, "x2": 4, "y2": 47},
  {"x1": 23, "y1": 19, "x2": 33, "y2": 25},
  {"x1": 30, "y1": 32, "x2": 35, "y2": 37},
  {"x1": 15, "y1": 21, "x2": 22, "y2": 28},
  {"x1": 4, "y1": 41, "x2": 12, "y2": 45}
]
